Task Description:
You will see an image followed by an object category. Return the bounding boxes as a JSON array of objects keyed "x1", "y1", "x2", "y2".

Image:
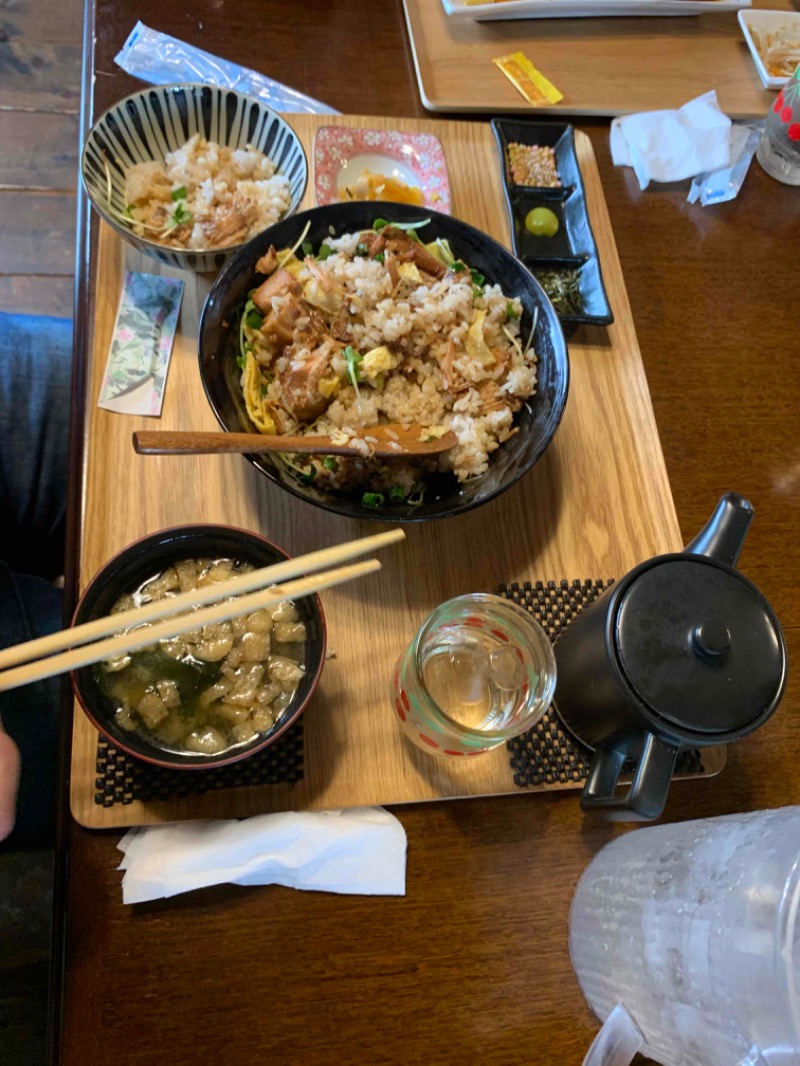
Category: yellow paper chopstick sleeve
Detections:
[{"x1": 493, "y1": 52, "x2": 564, "y2": 106}]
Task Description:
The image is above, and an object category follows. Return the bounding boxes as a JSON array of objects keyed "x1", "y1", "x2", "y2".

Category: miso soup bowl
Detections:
[{"x1": 71, "y1": 524, "x2": 326, "y2": 770}]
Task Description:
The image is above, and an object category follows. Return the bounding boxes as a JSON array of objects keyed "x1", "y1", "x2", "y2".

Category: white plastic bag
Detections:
[
  {"x1": 687, "y1": 122, "x2": 763, "y2": 206},
  {"x1": 114, "y1": 22, "x2": 338, "y2": 115}
]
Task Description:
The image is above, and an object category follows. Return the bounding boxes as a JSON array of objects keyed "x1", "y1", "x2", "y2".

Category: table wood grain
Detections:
[
  {"x1": 55, "y1": 1, "x2": 800, "y2": 1063},
  {"x1": 403, "y1": 0, "x2": 796, "y2": 117}
]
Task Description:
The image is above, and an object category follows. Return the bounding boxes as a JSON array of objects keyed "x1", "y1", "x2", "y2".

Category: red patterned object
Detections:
[
  {"x1": 758, "y1": 64, "x2": 800, "y2": 185},
  {"x1": 314, "y1": 125, "x2": 451, "y2": 211}
]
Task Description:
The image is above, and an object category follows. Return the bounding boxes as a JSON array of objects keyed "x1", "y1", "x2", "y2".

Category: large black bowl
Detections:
[
  {"x1": 71, "y1": 525, "x2": 326, "y2": 770},
  {"x1": 198, "y1": 202, "x2": 569, "y2": 522}
]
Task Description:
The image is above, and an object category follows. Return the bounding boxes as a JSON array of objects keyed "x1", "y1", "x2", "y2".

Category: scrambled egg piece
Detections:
[
  {"x1": 397, "y1": 261, "x2": 422, "y2": 283},
  {"x1": 242, "y1": 351, "x2": 276, "y2": 434},
  {"x1": 318, "y1": 375, "x2": 340, "y2": 399},
  {"x1": 465, "y1": 310, "x2": 495, "y2": 368},
  {"x1": 424, "y1": 239, "x2": 453, "y2": 266},
  {"x1": 419, "y1": 425, "x2": 449, "y2": 441},
  {"x1": 302, "y1": 278, "x2": 342, "y2": 315},
  {"x1": 362, "y1": 345, "x2": 400, "y2": 383},
  {"x1": 275, "y1": 250, "x2": 304, "y2": 276}
]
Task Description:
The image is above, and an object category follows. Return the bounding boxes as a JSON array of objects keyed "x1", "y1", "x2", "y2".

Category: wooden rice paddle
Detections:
[{"x1": 133, "y1": 426, "x2": 458, "y2": 459}]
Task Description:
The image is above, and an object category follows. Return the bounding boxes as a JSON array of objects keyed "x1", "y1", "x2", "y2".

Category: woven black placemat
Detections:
[
  {"x1": 497, "y1": 580, "x2": 704, "y2": 788},
  {"x1": 93, "y1": 719, "x2": 304, "y2": 807}
]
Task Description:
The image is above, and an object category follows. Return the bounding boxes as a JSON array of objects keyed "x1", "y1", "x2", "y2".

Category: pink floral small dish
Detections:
[{"x1": 314, "y1": 126, "x2": 451, "y2": 212}]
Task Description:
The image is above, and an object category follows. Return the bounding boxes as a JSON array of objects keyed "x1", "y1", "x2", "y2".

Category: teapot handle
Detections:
[{"x1": 581, "y1": 732, "x2": 679, "y2": 821}]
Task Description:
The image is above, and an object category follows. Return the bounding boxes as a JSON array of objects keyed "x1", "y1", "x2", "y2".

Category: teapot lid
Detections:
[{"x1": 614, "y1": 558, "x2": 785, "y2": 735}]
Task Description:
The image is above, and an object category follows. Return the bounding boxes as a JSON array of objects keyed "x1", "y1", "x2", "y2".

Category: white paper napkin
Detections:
[
  {"x1": 610, "y1": 91, "x2": 732, "y2": 190},
  {"x1": 118, "y1": 807, "x2": 406, "y2": 904}
]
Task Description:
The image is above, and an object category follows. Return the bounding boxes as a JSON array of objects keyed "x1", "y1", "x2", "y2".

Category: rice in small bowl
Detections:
[{"x1": 82, "y1": 84, "x2": 308, "y2": 273}]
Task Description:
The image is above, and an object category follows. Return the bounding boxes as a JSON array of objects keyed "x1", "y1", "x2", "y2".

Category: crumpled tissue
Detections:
[
  {"x1": 610, "y1": 91, "x2": 731, "y2": 190},
  {"x1": 118, "y1": 807, "x2": 406, "y2": 904}
]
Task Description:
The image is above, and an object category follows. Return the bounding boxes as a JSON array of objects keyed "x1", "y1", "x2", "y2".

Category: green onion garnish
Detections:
[
  {"x1": 362, "y1": 492, "x2": 385, "y2": 508},
  {"x1": 170, "y1": 186, "x2": 188, "y2": 201},
  {"x1": 168, "y1": 201, "x2": 193, "y2": 229},
  {"x1": 435, "y1": 238, "x2": 455, "y2": 266},
  {"x1": 344, "y1": 345, "x2": 364, "y2": 409},
  {"x1": 375, "y1": 251, "x2": 385, "y2": 264},
  {"x1": 236, "y1": 352, "x2": 247, "y2": 369},
  {"x1": 245, "y1": 309, "x2": 263, "y2": 330},
  {"x1": 373, "y1": 218, "x2": 430, "y2": 233},
  {"x1": 451, "y1": 260, "x2": 468, "y2": 274},
  {"x1": 323, "y1": 457, "x2": 339, "y2": 472},
  {"x1": 298, "y1": 466, "x2": 316, "y2": 486},
  {"x1": 506, "y1": 300, "x2": 520, "y2": 320},
  {"x1": 317, "y1": 242, "x2": 334, "y2": 261},
  {"x1": 301, "y1": 241, "x2": 314, "y2": 257},
  {"x1": 390, "y1": 485, "x2": 405, "y2": 503},
  {"x1": 344, "y1": 346, "x2": 363, "y2": 385}
]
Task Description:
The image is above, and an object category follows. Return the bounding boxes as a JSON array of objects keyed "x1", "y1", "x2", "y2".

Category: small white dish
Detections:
[
  {"x1": 738, "y1": 9, "x2": 800, "y2": 90},
  {"x1": 337, "y1": 153, "x2": 420, "y2": 194}
]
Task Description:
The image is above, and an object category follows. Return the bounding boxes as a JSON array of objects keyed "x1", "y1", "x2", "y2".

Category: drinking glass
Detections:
[
  {"x1": 757, "y1": 64, "x2": 800, "y2": 185},
  {"x1": 389, "y1": 593, "x2": 556, "y2": 757},
  {"x1": 570, "y1": 806, "x2": 800, "y2": 1066}
]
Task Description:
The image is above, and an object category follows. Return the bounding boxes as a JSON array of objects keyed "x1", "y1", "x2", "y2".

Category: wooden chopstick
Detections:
[
  {"x1": 0, "y1": 559, "x2": 381, "y2": 694},
  {"x1": 0, "y1": 528, "x2": 405, "y2": 672}
]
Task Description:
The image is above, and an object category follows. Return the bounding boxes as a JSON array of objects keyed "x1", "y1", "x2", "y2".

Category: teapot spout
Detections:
[{"x1": 685, "y1": 493, "x2": 754, "y2": 568}]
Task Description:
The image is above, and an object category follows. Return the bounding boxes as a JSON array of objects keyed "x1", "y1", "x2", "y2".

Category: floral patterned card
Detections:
[{"x1": 98, "y1": 271, "x2": 184, "y2": 417}]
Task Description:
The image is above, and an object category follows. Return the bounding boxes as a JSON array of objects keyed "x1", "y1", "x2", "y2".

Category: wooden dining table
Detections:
[{"x1": 52, "y1": 0, "x2": 800, "y2": 1062}]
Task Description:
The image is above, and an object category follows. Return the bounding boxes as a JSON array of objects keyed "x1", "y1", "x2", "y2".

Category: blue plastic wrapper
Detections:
[
  {"x1": 114, "y1": 22, "x2": 339, "y2": 116},
  {"x1": 687, "y1": 122, "x2": 763, "y2": 207}
]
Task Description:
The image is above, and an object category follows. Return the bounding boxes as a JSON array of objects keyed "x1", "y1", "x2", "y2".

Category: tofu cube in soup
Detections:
[{"x1": 95, "y1": 557, "x2": 307, "y2": 756}]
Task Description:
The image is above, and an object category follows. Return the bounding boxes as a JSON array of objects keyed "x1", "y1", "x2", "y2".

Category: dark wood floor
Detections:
[{"x1": 0, "y1": 0, "x2": 81, "y2": 317}]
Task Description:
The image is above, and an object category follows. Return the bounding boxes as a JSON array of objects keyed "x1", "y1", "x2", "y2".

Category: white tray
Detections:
[
  {"x1": 738, "y1": 9, "x2": 800, "y2": 89},
  {"x1": 444, "y1": 0, "x2": 751, "y2": 20}
]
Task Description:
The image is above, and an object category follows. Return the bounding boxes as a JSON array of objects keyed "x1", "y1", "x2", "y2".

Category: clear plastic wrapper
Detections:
[
  {"x1": 114, "y1": 21, "x2": 338, "y2": 115},
  {"x1": 688, "y1": 122, "x2": 763, "y2": 206}
]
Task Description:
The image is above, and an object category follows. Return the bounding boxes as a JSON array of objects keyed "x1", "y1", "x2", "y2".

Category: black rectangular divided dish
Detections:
[{"x1": 491, "y1": 118, "x2": 613, "y2": 328}]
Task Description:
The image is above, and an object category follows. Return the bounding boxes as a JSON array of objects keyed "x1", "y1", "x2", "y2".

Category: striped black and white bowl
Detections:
[{"x1": 81, "y1": 84, "x2": 308, "y2": 273}]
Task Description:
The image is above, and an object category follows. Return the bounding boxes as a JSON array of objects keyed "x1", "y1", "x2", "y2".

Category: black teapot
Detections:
[{"x1": 554, "y1": 493, "x2": 787, "y2": 821}]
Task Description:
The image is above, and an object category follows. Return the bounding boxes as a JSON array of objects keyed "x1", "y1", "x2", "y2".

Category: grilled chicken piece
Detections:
[
  {"x1": 386, "y1": 253, "x2": 400, "y2": 288},
  {"x1": 255, "y1": 246, "x2": 279, "y2": 275},
  {"x1": 409, "y1": 242, "x2": 447, "y2": 279},
  {"x1": 260, "y1": 295, "x2": 305, "y2": 348},
  {"x1": 261, "y1": 294, "x2": 328, "y2": 353},
  {"x1": 380, "y1": 227, "x2": 447, "y2": 279},
  {"x1": 202, "y1": 197, "x2": 257, "y2": 248},
  {"x1": 252, "y1": 268, "x2": 302, "y2": 313},
  {"x1": 278, "y1": 346, "x2": 334, "y2": 422},
  {"x1": 329, "y1": 313, "x2": 351, "y2": 343}
]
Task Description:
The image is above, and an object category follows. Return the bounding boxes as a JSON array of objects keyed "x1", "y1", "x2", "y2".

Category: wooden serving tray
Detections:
[
  {"x1": 70, "y1": 114, "x2": 724, "y2": 829},
  {"x1": 402, "y1": 0, "x2": 792, "y2": 118}
]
